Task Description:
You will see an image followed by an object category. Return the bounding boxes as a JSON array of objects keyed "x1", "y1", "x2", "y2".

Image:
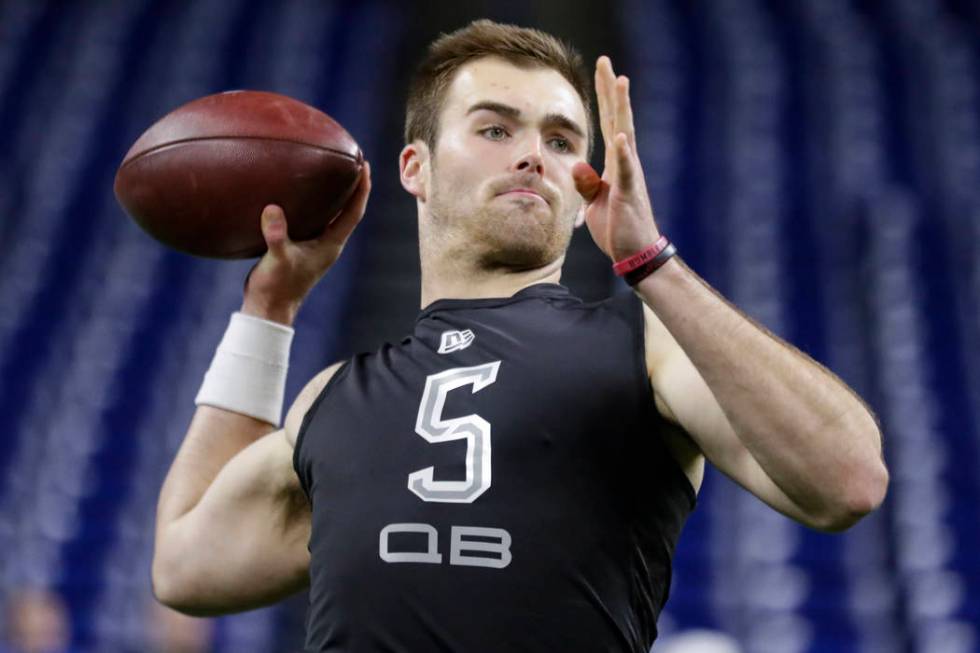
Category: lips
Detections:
[{"x1": 498, "y1": 188, "x2": 549, "y2": 204}]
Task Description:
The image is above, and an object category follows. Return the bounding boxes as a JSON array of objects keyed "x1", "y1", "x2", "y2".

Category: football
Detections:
[{"x1": 114, "y1": 90, "x2": 363, "y2": 259}]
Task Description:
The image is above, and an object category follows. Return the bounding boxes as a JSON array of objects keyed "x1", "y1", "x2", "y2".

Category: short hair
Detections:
[{"x1": 404, "y1": 19, "x2": 595, "y2": 159}]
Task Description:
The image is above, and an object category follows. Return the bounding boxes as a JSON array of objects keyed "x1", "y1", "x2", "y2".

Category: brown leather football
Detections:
[{"x1": 114, "y1": 90, "x2": 363, "y2": 259}]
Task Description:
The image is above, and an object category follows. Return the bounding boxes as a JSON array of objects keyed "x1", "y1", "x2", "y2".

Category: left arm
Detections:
[
  {"x1": 574, "y1": 57, "x2": 888, "y2": 531},
  {"x1": 640, "y1": 264, "x2": 887, "y2": 531}
]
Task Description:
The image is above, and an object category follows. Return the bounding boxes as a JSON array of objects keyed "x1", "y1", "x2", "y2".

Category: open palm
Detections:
[{"x1": 573, "y1": 57, "x2": 660, "y2": 263}]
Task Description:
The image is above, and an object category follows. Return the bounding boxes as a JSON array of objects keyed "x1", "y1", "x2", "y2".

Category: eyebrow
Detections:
[{"x1": 466, "y1": 100, "x2": 586, "y2": 141}]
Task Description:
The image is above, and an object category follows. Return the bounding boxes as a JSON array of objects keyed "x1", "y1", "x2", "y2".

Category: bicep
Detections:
[
  {"x1": 157, "y1": 429, "x2": 310, "y2": 615},
  {"x1": 644, "y1": 304, "x2": 817, "y2": 525}
]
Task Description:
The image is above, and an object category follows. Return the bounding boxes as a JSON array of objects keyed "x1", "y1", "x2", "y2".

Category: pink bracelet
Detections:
[
  {"x1": 612, "y1": 236, "x2": 677, "y2": 285},
  {"x1": 613, "y1": 236, "x2": 677, "y2": 285},
  {"x1": 612, "y1": 236, "x2": 670, "y2": 275}
]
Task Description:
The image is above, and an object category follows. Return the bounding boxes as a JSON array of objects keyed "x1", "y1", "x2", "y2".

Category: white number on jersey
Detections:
[{"x1": 408, "y1": 362, "x2": 501, "y2": 503}]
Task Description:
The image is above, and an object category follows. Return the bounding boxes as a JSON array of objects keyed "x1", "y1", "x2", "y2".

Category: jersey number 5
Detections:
[{"x1": 409, "y1": 361, "x2": 501, "y2": 503}]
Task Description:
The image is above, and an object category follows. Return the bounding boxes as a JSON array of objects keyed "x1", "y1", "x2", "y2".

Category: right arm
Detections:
[
  {"x1": 151, "y1": 163, "x2": 371, "y2": 615},
  {"x1": 151, "y1": 364, "x2": 340, "y2": 615}
]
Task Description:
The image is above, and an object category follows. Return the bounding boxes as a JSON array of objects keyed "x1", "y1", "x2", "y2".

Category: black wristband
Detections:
[{"x1": 623, "y1": 242, "x2": 677, "y2": 286}]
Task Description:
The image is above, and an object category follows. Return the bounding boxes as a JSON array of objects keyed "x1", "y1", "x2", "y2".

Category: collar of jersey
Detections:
[{"x1": 416, "y1": 283, "x2": 572, "y2": 322}]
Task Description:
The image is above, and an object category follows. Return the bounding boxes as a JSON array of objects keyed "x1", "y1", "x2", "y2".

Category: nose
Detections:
[{"x1": 513, "y1": 139, "x2": 544, "y2": 176}]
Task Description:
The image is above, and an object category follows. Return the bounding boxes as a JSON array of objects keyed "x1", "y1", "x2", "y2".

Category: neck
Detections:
[{"x1": 419, "y1": 253, "x2": 564, "y2": 308}]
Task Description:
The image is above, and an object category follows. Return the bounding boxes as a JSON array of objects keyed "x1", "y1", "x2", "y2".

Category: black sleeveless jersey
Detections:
[{"x1": 293, "y1": 284, "x2": 696, "y2": 653}]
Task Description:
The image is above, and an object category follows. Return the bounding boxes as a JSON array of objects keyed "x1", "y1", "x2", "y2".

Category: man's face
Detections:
[{"x1": 424, "y1": 56, "x2": 590, "y2": 269}]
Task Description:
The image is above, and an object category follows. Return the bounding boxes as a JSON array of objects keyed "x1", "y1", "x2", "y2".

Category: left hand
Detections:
[{"x1": 573, "y1": 56, "x2": 661, "y2": 262}]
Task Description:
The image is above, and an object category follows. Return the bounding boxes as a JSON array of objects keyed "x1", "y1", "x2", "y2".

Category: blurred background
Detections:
[{"x1": 0, "y1": 0, "x2": 977, "y2": 651}]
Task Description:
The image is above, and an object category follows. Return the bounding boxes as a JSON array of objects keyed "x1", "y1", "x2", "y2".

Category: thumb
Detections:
[
  {"x1": 261, "y1": 204, "x2": 289, "y2": 255},
  {"x1": 572, "y1": 162, "x2": 602, "y2": 203}
]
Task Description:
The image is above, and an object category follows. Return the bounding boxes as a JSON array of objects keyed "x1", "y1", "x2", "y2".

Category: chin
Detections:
[
  {"x1": 477, "y1": 209, "x2": 570, "y2": 270},
  {"x1": 480, "y1": 240, "x2": 553, "y2": 270}
]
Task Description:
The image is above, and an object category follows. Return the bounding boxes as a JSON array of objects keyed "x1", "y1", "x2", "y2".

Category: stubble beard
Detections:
[{"x1": 427, "y1": 177, "x2": 574, "y2": 272}]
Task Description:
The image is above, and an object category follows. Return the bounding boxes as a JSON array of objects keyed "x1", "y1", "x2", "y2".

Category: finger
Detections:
[
  {"x1": 596, "y1": 57, "x2": 621, "y2": 179},
  {"x1": 615, "y1": 133, "x2": 634, "y2": 193},
  {"x1": 318, "y1": 161, "x2": 371, "y2": 247},
  {"x1": 594, "y1": 56, "x2": 615, "y2": 148},
  {"x1": 243, "y1": 260, "x2": 259, "y2": 293},
  {"x1": 260, "y1": 204, "x2": 289, "y2": 255},
  {"x1": 572, "y1": 161, "x2": 603, "y2": 202},
  {"x1": 615, "y1": 75, "x2": 636, "y2": 149}
]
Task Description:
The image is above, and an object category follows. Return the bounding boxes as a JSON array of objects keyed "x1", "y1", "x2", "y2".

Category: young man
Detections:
[{"x1": 151, "y1": 20, "x2": 888, "y2": 652}]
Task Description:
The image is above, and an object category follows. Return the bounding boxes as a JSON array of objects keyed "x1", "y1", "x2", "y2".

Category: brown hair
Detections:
[{"x1": 405, "y1": 19, "x2": 595, "y2": 159}]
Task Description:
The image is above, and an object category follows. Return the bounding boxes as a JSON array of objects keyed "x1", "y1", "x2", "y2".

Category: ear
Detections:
[{"x1": 399, "y1": 141, "x2": 429, "y2": 202}]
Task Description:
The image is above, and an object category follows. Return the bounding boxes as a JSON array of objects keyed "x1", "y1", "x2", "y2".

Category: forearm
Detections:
[
  {"x1": 151, "y1": 188, "x2": 368, "y2": 607},
  {"x1": 157, "y1": 295, "x2": 296, "y2": 552},
  {"x1": 155, "y1": 407, "x2": 274, "y2": 527},
  {"x1": 154, "y1": 298, "x2": 297, "y2": 605},
  {"x1": 635, "y1": 256, "x2": 887, "y2": 518},
  {"x1": 157, "y1": 298, "x2": 294, "y2": 526}
]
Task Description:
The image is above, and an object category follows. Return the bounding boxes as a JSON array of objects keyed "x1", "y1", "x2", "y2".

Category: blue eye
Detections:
[
  {"x1": 481, "y1": 126, "x2": 508, "y2": 140},
  {"x1": 549, "y1": 136, "x2": 572, "y2": 153},
  {"x1": 478, "y1": 126, "x2": 573, "y2": 153}
]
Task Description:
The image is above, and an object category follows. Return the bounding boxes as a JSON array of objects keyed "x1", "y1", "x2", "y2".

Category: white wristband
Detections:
[{"x1": 194, "y1": 312, "x2": 295, "y2": 425}]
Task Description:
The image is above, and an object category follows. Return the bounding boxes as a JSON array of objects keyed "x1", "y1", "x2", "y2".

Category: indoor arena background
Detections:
[{"x1": 0, "y1": 1, "x2": 978, "y2": 652}]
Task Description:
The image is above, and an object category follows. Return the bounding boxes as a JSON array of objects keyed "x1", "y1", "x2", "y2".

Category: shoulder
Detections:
[{"x1": 283, "y1": 361, "x2": 347, "y2": 449}]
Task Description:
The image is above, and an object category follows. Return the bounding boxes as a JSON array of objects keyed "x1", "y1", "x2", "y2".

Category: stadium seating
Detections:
[
  {"x1": 0, "y1": 0, "x2": 399, "y2": 650},
  {"x1": 621, "y1": 1, "x2": 979, "y2": 651}
]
